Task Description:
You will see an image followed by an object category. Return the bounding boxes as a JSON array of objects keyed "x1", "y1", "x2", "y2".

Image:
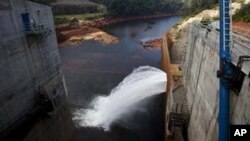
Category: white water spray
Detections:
[{"x1": 73, "y1": 66, "x2": 167, "y2": 131}]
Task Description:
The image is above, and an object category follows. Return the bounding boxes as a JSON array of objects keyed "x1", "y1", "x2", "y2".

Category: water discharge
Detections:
[{"x1": 73, "y1": 66, "x2": 167, "y2": 131}]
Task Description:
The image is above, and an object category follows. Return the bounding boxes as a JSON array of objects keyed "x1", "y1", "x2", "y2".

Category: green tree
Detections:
[
  {"x1": 92, "y1": 0, "x2": 183, "y2": 16},
  {"x1": 233, "y1": 3, "x2": 250, "y2": 22},
  {"x1": 181, "y1": 0, "x2": 218, "y2": 15}
]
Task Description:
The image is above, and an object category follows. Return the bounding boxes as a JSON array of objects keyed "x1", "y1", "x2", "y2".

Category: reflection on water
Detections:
[{"x1": 59, "y1": 16, "x2": 180, "y2": 141}]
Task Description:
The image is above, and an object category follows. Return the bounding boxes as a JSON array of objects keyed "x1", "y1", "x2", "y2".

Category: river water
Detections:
[{"x1": 59, "y1": 16, "x2": 180, "y2": 141}]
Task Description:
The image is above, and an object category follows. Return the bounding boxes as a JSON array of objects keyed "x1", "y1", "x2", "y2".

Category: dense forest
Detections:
[
  {"x1": 31, "y1": 0, "x2": 218, "y2": 16},
  {"x1": 31, "y1": 0, "x2": 249, "y2": 21},
  {"x1": 91, "y1": 0, "x2": 183, "y2": 16},
  {"x1": 233, "y1": 3, "x2": 250, "y2": 22},
  {"x1": 180, "y1": 0, "x2": 218, "y2": 14}
]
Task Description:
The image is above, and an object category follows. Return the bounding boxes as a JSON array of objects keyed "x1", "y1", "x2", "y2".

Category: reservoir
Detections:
[{"x1": 59, "y1": 16, "x2": 180, "y2": 141}]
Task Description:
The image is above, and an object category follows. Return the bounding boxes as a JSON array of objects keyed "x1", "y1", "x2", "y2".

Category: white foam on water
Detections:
[{"x1": 73, "y1": 66, "x2": 167, "y2": 131}]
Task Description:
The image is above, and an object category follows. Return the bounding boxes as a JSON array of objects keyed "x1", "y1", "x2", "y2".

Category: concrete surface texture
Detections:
[
  {"x1": 0, "y1": 0, "x2": 74, "y2": 140},
  {"x1": 182, "y1": 22, "x2": 250, "y2": 141}
]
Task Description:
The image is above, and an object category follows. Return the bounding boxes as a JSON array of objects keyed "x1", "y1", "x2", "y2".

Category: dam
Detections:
[{"x1": 1, "y1": 0, "x2": 250, "y2": 141}]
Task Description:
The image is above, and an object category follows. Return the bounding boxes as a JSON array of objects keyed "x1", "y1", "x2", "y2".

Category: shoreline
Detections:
[
  {"x1": 56, "y1": 13, "x2": 179, "y2": 47},
  {"x1": 93, "y1": 13, "x2": 179, "y2": 27},
  {"x1": 56, "y1": 13, "x2": 179, "y2": 28}
]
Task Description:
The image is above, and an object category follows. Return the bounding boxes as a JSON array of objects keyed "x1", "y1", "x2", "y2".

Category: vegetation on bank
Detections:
[
  {"x1": 233, "y1": 3, "x2": 250, "y2": 22},
  {"x1": 49, "y1": 0, "x2": 250, "y2": 25},
  {"x1": 54, "y1": 13, "x2": 106, "y2": 25},
  {"x1": 180, "y1": 0, "x2": 218, "y2": 15},
  {"x1": 53, "y1": 0, "x2": 183, "y2": 25},
  {"x1": 234, "y1": 0, "x2": 245, "y2": 3},
  {"x1": 91, "y1": 0, "x2": 183, "y2": 16},
  {"x1": 52, "y1": 4, "x2": 105, "y2": 15},
  {"x1": 31, "y1": 0, "x2": 105, "y2": 15},
  {"x1": 180, "y1": 0, "x2": 247, "y2": 16}
]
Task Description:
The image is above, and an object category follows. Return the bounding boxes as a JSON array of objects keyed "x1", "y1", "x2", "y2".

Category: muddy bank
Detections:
[
  {"x1": 57, "y1": 26, "x2": 118, "y2": 47},
  {"x1": 56, "y1": 13, "x2": 178, "y2": 28},
  {"x1": 56, "y1": 14, "x2": 178, "y2": 47},
  {"x1": 139, "y1": 39, "x2": 163, "y2": 49},
  {"x1": 139, "y1": 31, "x2": 173, "y2": 49},
  {"x1": 84, "y1": 13, "x2": 179, "y2": 28}
]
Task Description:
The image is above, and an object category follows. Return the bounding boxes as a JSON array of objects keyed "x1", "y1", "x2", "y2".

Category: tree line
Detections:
[
  {"x1": 32, "y1": 0, "x2": 235, "y2": 17},
  {"x1": 92, "y1": 0, "x2": 183, "y2": 16},
  {"x1": 180, "y1": 0, "x2": 219, "y2": 15}
]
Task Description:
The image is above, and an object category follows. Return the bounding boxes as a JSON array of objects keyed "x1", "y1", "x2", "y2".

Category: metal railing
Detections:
[
  {"x1": 189, "y1": 22, "x2": 250, "y2": 56},
  {"x1": 184, "y1": 21, "x2": 250, "y2": 80}
]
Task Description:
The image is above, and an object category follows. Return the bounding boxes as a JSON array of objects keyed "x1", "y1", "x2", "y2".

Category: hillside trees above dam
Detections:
[
  {"x1": 31, "y1": 0, "x2": 106, "y2": 15},
  {"x1": 91, "y1": 0, "x2": 183, "y2": 16},
  {"x1": 180, "y1": 0, "x2": 218, "y2": 14},
  {"x1": 30, "y1": 0, "x2": 226, "y2": 17},
  {"x1": 181, "y1": 0, "x2": 246, "y2": 15}
]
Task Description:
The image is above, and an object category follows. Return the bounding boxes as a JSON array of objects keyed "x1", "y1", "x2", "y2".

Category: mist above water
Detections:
[{"x1": 73, "y1": 66, "x2": 167, "y2": 131}]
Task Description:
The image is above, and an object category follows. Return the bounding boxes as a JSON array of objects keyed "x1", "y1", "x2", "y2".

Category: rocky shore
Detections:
[
  {"x1": 139, "y1": 39, "x2": 163, "y2": 49},
  {"x1": 56, "y1": 26, "x2": 118, "y2": 47},
  {"x1": 56, "y1": 14, "x2": 178, "y2": 47}
]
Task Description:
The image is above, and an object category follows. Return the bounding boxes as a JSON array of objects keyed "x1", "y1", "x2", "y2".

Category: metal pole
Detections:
[{"x1": 219, "y1": 0, "x2": 232, "y2": 141}]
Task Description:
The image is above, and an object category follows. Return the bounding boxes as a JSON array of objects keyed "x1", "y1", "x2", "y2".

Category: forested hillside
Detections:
[
  {"x1": 180, "y1": 0, "x2": 218, "y2": 14},
  {"x1": 91, "y1": 0, "x2": 183, "y2": 16},
  {"x1": 30, "y1": 0, "x2": 218, "y2": 16},
  {"x1": 233, "y1": 3, "x2": 250, "y2": 22},
  {"x1": 31, "y1": 0, "x2": 105, "y2": 15}
]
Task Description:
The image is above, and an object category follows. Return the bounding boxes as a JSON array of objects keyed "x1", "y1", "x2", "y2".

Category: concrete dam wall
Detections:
[
  {"x1": 180, "y1": 23, "x2": 250, "y2": 141},
  {"x1": 0, "y1": 0, "x2": 74, "y2": 140}
]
